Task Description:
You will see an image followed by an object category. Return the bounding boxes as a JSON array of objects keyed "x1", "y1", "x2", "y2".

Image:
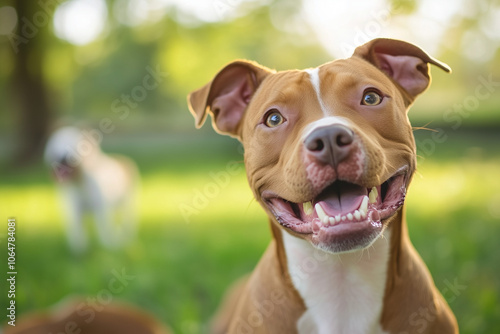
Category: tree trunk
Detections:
[{"x1": 10, "y1": 0, "x2": 54, "y2": 166}]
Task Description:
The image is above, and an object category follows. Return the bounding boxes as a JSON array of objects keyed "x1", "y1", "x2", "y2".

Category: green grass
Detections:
[{"x1": 1, "y1": 129, "x2": 499, "y2": 333}]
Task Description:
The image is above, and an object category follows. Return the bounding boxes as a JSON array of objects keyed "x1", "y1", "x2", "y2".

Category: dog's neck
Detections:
[{"x1": 281, "y1": 226, "x2": 392, "y2": 334}]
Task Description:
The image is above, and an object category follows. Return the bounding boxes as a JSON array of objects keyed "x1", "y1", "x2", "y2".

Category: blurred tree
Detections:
[{"x1": 10, "y1": 0, "x2": 56, "y2": 165}]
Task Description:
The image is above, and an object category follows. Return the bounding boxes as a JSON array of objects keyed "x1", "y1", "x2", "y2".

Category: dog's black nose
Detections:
[{"x1": 304, "y1": 125, "x2": 354, "y2": 167}]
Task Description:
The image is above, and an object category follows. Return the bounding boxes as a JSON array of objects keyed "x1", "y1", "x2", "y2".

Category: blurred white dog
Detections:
[{"x1": 44, "y1": 126, "x2": 139, "y2": 253}]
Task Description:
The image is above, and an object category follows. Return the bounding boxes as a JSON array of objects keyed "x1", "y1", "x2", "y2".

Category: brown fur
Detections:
[{"x1": 4, "y1": 299, "x2": 172, "y2": 334}]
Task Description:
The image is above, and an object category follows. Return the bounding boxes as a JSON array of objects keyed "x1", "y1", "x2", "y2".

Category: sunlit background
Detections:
[{"x1": 0, "y1": 0, "x2": 499, "y2": 333}]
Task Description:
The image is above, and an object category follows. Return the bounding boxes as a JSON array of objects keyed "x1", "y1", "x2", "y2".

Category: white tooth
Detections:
[
  {"x1": 369, "y1": 187, "x2": 378, "y2": 204},
  {"x1": 347, "y1": 213, "x2": 353, "y2": 221},
  {"x1": 315, "y1": 203, "x2": 328, "y2": 223},
  {"x1": 303, "y1": 201, "x2": 313, "y2": 215},
  {"x1": 335, "y1": 215, "x2": 341, "y2": 223},
  {"x1": 341, "y1": 216, "x2": 346, "y2": 221},
  {"x1": 354, "y1": 210, "x2": 361, "y2": 220},
  {"x1": 323, "y1": 216, "x2": 330, "y2": 225},
  {"x1": 329, "y1": 217, "x2": 336, "y2": 225},
  {"x1": 359, "y1": 196, "x2": 369, "y2": 216}
]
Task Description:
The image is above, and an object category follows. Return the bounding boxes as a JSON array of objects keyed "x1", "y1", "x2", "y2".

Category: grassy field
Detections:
[{"x1": 1, "y1": 129, "x2": 499, "y2": 333}]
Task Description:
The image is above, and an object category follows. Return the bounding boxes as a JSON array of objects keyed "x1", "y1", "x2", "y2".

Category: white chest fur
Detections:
[{"x1": 282, "y1": 230, "x2": 391, "y2": 334}]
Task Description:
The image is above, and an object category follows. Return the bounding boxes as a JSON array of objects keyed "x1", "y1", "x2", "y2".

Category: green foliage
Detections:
[{"x1": 389, "y1": 0, "x2": 418, "y2": 14}]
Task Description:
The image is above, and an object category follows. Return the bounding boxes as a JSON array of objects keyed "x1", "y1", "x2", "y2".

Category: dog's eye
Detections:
[
  {"x1": 361, "y1": 90, "x2": 383, "y2": 106},
  {"x1": 264, "y1": 110, "x2": 285, "y2": 128}
]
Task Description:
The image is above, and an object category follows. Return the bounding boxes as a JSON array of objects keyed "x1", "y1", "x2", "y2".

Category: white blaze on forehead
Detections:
[
  {"x1": 304, "y1": 67, "x2": 329, "y2": 116},
  {"x1": 301, "y1": 116, "x2": 352, "y2": 141},
  {"x1": 303, "y1": 67, "x2": 353, "y2": 139}
]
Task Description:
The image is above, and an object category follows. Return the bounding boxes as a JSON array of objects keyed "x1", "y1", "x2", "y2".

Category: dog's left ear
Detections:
[
  {"x1": 353, "y1": 38, "x2": 451, "y2": 103},
  {"x1": 187, "y1": 60, "x2": 274, "y2": 139}
]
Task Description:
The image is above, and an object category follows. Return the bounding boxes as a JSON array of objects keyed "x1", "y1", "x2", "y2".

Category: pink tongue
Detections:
[{"x1": 316, "y1": 182, "x2": 367, "y2": 216}]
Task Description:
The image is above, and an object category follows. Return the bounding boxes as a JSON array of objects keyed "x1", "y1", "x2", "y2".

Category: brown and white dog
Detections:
[
  {"x1": 44, "y1": 126, "x2": 139, "y2": 254},
  {"x1": 188, "y1": 38, "x2": 458, "y2": 333}
]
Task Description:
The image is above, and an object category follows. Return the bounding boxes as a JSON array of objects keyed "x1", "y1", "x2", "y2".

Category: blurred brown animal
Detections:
[{"x1": 3, "y1": 299, "x2": 172, "y2": 334}]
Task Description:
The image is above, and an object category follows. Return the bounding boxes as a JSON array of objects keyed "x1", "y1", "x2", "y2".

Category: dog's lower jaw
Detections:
[{"x1": 263, "y1": 169, "x2": 408, "y2": 254}]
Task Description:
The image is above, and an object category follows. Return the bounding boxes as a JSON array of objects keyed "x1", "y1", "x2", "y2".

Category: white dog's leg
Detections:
[
  {"x1": 118, "y1": 193, "x2": 137, "y2": 244},
  {"x1": 96, "y1": 156, "x2": 139, "y2": 248},
  {"x1": 92, "y1": 196, "x2": 115, "y2": 249},
  {"x1": 61, "y1": 185, "x2": 88, "y2": 254},
  {"x1": 82, "y1": 176, "x2": 115, "y2": 249}
]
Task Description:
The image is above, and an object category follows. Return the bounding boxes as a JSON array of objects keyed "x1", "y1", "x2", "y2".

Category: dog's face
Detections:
[
  {"x1": 188, "y1": 38, "x2": 450, "y2": 253},
  {"x1": 44, "y1": 126, "x2": 100, "y2": 181}
]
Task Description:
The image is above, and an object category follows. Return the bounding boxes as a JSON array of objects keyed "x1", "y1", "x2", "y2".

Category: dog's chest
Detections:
[{"x1": 282, "y1": 230, "x2": 391, "y2": 334}]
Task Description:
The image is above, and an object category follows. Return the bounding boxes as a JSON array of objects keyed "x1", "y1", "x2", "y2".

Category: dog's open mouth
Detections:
[{"x1": 263, "y1": 168, "x2": 408, "y2": 247}]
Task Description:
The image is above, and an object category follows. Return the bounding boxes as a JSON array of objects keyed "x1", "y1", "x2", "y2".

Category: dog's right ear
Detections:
[
  {"x1": 353, "y1": 38, "x2": 451, "y2": 104},
  {"x1": 187, "y1": 60, "x2": 274, "y2": 138}
]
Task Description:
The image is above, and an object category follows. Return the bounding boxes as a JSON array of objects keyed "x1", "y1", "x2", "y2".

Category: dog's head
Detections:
[
  {"x1": 44, "y1": 126, "x2": 101, "y2": 181},
  {"x1": 188, "y1": 38, "x2": 450, "y2": 253}
]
